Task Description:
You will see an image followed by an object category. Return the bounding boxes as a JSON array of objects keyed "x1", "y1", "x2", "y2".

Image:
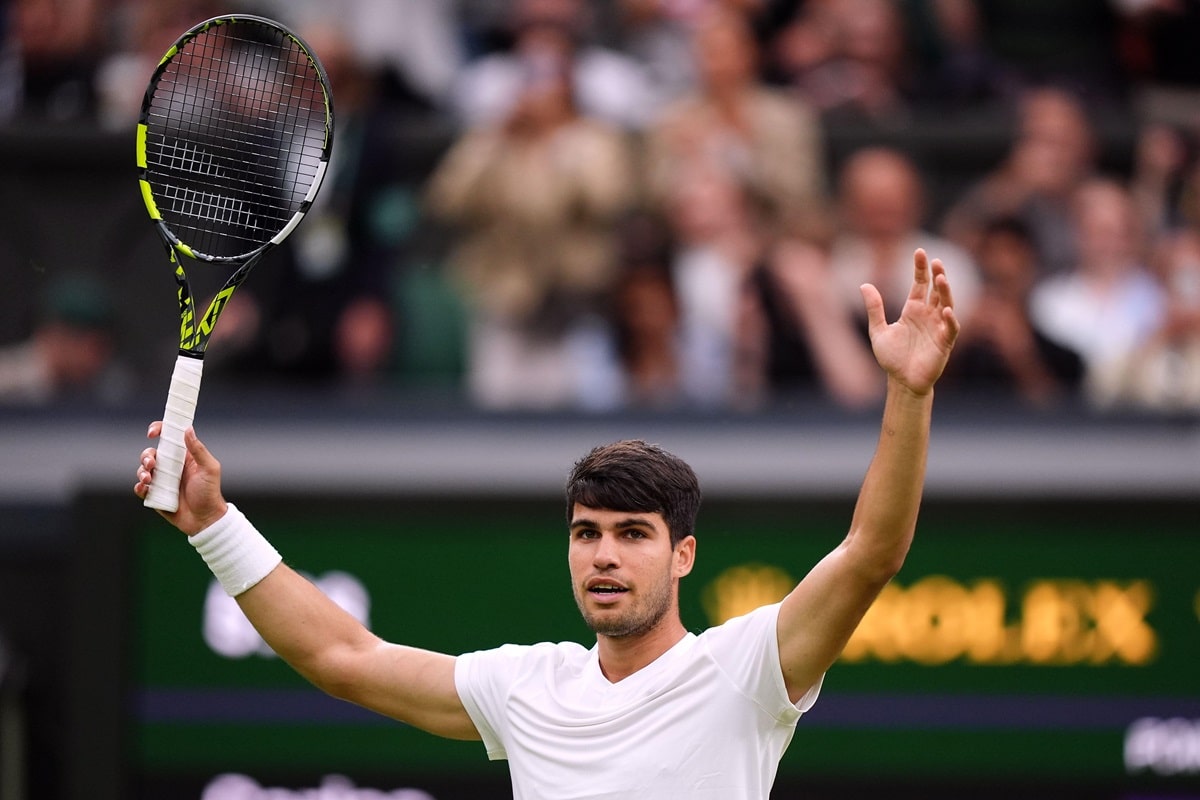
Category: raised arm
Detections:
[
  {"x1": 135, "y1": 425, "x2": 479, "y2": 741},
  {"x1": 775, "y1": 249, "x2": 959, "y2": 703}
]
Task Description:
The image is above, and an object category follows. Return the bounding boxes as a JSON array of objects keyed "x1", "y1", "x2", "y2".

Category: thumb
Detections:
[
  {"x1": 183, "y1": 427, "x2": 218, "y2": 472},
  {"x1": 860, "y1": 283, "x2": 888, "y2": 338}
]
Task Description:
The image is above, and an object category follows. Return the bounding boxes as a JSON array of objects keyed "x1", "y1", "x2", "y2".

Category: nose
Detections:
[{"x1": 592, "y1": 533, "x2": 620, "y2": 569}]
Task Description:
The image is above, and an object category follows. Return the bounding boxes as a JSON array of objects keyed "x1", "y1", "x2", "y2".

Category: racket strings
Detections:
[{"x1": 143, "y1": 20, "x2": 329, "y2": 259}]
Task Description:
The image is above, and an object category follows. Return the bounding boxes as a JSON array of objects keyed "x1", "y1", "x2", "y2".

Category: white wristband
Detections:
[{"x1": 189, "y1": 503, "x2": 282, "y2": 596}]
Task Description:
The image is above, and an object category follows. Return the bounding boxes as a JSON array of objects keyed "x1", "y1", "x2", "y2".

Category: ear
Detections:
[{"x1": 672, "y1": 535, "x2": 696, "y2": 579}]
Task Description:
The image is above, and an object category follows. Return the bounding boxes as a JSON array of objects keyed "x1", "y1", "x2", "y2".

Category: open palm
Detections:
[{"x1": 860, "y1": 249, "x2": 960, "y2": 396}]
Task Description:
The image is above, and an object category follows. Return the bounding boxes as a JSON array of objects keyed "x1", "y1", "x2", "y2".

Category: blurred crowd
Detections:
[{"x1": 3, "y1": 0, "x2": 1200, "y2": 415}]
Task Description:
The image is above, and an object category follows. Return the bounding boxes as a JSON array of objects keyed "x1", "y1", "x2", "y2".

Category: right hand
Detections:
[{"x1": 135, "y1": 422, "x2": 229, "y2": 535}]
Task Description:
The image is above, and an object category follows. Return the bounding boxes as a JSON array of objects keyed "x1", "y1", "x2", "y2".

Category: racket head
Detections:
[{"x1": 136, "y1": 15, "x2": 334, "y2": 263}]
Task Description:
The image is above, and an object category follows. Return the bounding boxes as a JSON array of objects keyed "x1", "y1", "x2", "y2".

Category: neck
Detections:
[{"x1": 595, "y1": 615, "x2": 688, "y2": 683}]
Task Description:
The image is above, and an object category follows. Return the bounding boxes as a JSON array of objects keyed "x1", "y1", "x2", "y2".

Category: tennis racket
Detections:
[{"x1": 138, "y1": 15, "x2": 334, "y2": 512}]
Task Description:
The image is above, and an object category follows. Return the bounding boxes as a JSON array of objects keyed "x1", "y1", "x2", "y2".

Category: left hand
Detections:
[{"x1": 860, "y1": 249, "x2": 960, "y2": 396}]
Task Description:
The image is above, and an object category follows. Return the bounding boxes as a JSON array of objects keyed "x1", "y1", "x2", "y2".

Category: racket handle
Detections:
[{"x1": 144, "y1": 355, "x2": 205, "y2": 513}]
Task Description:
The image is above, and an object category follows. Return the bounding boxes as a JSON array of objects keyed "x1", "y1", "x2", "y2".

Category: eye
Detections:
[
  {"x1": 624, "y1": 529, "x2": 648, "y2": 540},
  {"x1": 573, "y1": 529, "x2": 600, "y2": 540}
]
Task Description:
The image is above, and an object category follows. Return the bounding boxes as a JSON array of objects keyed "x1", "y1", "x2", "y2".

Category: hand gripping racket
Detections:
[{"x1": 138, "y1": 15, "x2": 334, "y2": 511}]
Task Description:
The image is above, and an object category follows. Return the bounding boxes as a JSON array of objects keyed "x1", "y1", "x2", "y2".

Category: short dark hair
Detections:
[{"x1": 565, "y1": 440, "x2": 701, "y2": 547}]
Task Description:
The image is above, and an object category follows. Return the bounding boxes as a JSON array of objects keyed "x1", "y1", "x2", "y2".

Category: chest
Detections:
[{"x1": 501, "y1": 666, "x2": 774, "y2": 798}]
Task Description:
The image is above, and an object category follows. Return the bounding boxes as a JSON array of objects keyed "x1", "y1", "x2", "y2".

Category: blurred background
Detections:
[{"x1": 0, "y1": 0, "x2": 1199, "y2": 798}]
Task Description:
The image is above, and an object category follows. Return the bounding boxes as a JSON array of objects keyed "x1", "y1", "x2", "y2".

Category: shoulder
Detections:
[
  {"x1": 695, "y1": 603, "x2": 816, "y2": 715},
  {"x1": 698, "y1": 602, "x2": 781, "y2": 648},
  {"x1": 455, "y1": 640, "x2": 594, "y2": 706}
]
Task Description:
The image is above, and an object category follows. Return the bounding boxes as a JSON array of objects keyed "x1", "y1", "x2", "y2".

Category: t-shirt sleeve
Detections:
[
  {"x1": 701, "y1": 602, "x2": 823, "y2": 723},
  {"x1": 454, "y1": 644, "x2": 530, "y2": 760}
]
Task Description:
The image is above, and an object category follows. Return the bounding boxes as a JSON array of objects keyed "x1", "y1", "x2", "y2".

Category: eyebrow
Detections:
[{"x1": 570, "y1": 515, "x2": 659, "y2": 532}]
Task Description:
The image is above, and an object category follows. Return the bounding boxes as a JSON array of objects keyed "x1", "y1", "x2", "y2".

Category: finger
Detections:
[
  {"x1": 860, "y1": 283, "x2": 888, "y2": 337},
  {"x1": 933, "y1": 264, "x2": 955, "y2": 311},
  {"x1": 909, "y1": 249, "x2": 931, "y2": 301},
  {"x1": 137, "y1": 448, "x2": 156, "y2": 483},
  {"x1": 942, "y1": 305, "x2": 961, "y2": 344},
  {"x1": 927, "y1": 259, "x2": 946, "y2": 307},
  {"x1": 134, "y1": 463, "x2": 153, "y2": 497},
  {"x1": 147, "y1": 420, "x2": 163, "y2": 439}
]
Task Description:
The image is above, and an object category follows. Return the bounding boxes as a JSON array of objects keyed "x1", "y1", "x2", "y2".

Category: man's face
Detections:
[{"x1": 568, "y1": 504, "x2": 695, "y2": 638}]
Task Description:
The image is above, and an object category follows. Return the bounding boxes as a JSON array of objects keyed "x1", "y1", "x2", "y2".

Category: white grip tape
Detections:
[{"x1": 144, "y1": 354, "x2": 204, "y2": 512}]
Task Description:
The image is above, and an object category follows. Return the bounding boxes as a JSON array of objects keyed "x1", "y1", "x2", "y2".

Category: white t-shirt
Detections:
[{"x1": 454, "y1": 602, "x2": 822, "y2": 799}]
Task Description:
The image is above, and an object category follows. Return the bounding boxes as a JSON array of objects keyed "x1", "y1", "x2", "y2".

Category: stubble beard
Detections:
[{"x1": 574, "y1": 574, "x2": 676, "y2": 638}]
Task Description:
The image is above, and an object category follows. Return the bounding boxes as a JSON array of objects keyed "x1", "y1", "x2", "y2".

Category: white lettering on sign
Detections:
[
  {"x1": 202, "y1": 773, "x2": 435, "y2": 799},
  {"x1": 1125, "y1": 717, "x2": 1200, "y2": 775}
]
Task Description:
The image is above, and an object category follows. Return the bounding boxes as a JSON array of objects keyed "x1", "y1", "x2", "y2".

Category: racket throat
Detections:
[{"x1": 171, "y1": 253, "x2": 204, "y2": 353}]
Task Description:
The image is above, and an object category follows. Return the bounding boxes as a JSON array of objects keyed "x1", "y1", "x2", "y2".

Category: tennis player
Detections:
[{"x1": 135, "y1": 249, "x2": 958, "y2": 799}]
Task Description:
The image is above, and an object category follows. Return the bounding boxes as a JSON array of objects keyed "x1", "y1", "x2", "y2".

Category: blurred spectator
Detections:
[
  {"x1": 763, "y1": 0, "x2": 839, "y2": 97},
  {"x1": 658, "y1": 165, "x2": 766, "y2": 408},
  {"x1": 613, "y1": 263, "x2": 682, "y2": 408},
  {"x1": 941, "y1": 86, "x2": 1099, "y2": 276},
  {"x1": 608, "y1": 213, "x2": 685, "y2": 409},
  {"x1": 769, "y1": 0, "x2": 916, "y2": 125},
  {"x1": 1090, "y1": 225, "x2": 1200, "y2": 413},
  {"x1": 613, "y1": 0, "x2": 769, "y2": 108},
  {"x1": 901, "y1": 0, "x2": 1016, "y2": 110},
  {"x1": 613, "y1": 0, "x2": 702, "y2": 107},
  {"x1": 1128, "y1": 120, "x2": 1192, "y2": 239},
  {"x1": 972, "y1": 0, "x2": 1126, "y2": 101},
  {"x1": 654, "y1": 158, "x2": 873, "y2": 410},
  {"x1": 6, "y1": 0, "x2": 102, "y2": 121},
  {"x1": 94, "y1": 0, "x2": 223, "y2": 130},
  {"x1": 829, "y1": 146, "x2": 980, "y2": 324},
  {"x1": 205, "y1": 22, "x2": 410, "y2": 387},
  {"x1": 643, "y1": 4, "x2": 828, "y2": 241},
  {"x1": 753, "y1": 237, "x2": 883, "y2": 409},
  {"x1": 1125, "y1": 117, "x2": 1200, "y2": 252},
  {"x1": 455, "y1": 0, "x2": 519, "y2": 56},
  {"x1": 250, "y1": 0, "x2": 465, "y2": 111},
  {"x1": 1115, "y1": 0, "x2": 1200, "y2": 91},
  {"x1": 452, "y1": 0, "x2": 657, "y2": 130},
  {"x1": 1029, "y1": 177, "x2": 1168, "y2": 402},
  {"x1": 0, "y1": 272, "x2": 132, "y2": 404},
  {"x1": 942, "y1": 216, "x2": 1084, "y2": 408},
  {"x1": 425, "y1": 41, "x2": 637, "y2": 410}
]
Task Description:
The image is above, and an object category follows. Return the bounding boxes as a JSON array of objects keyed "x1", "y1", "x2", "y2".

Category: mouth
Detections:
[{"x1": 585, "y1": 579, "x2": 629, "y2": 603}]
